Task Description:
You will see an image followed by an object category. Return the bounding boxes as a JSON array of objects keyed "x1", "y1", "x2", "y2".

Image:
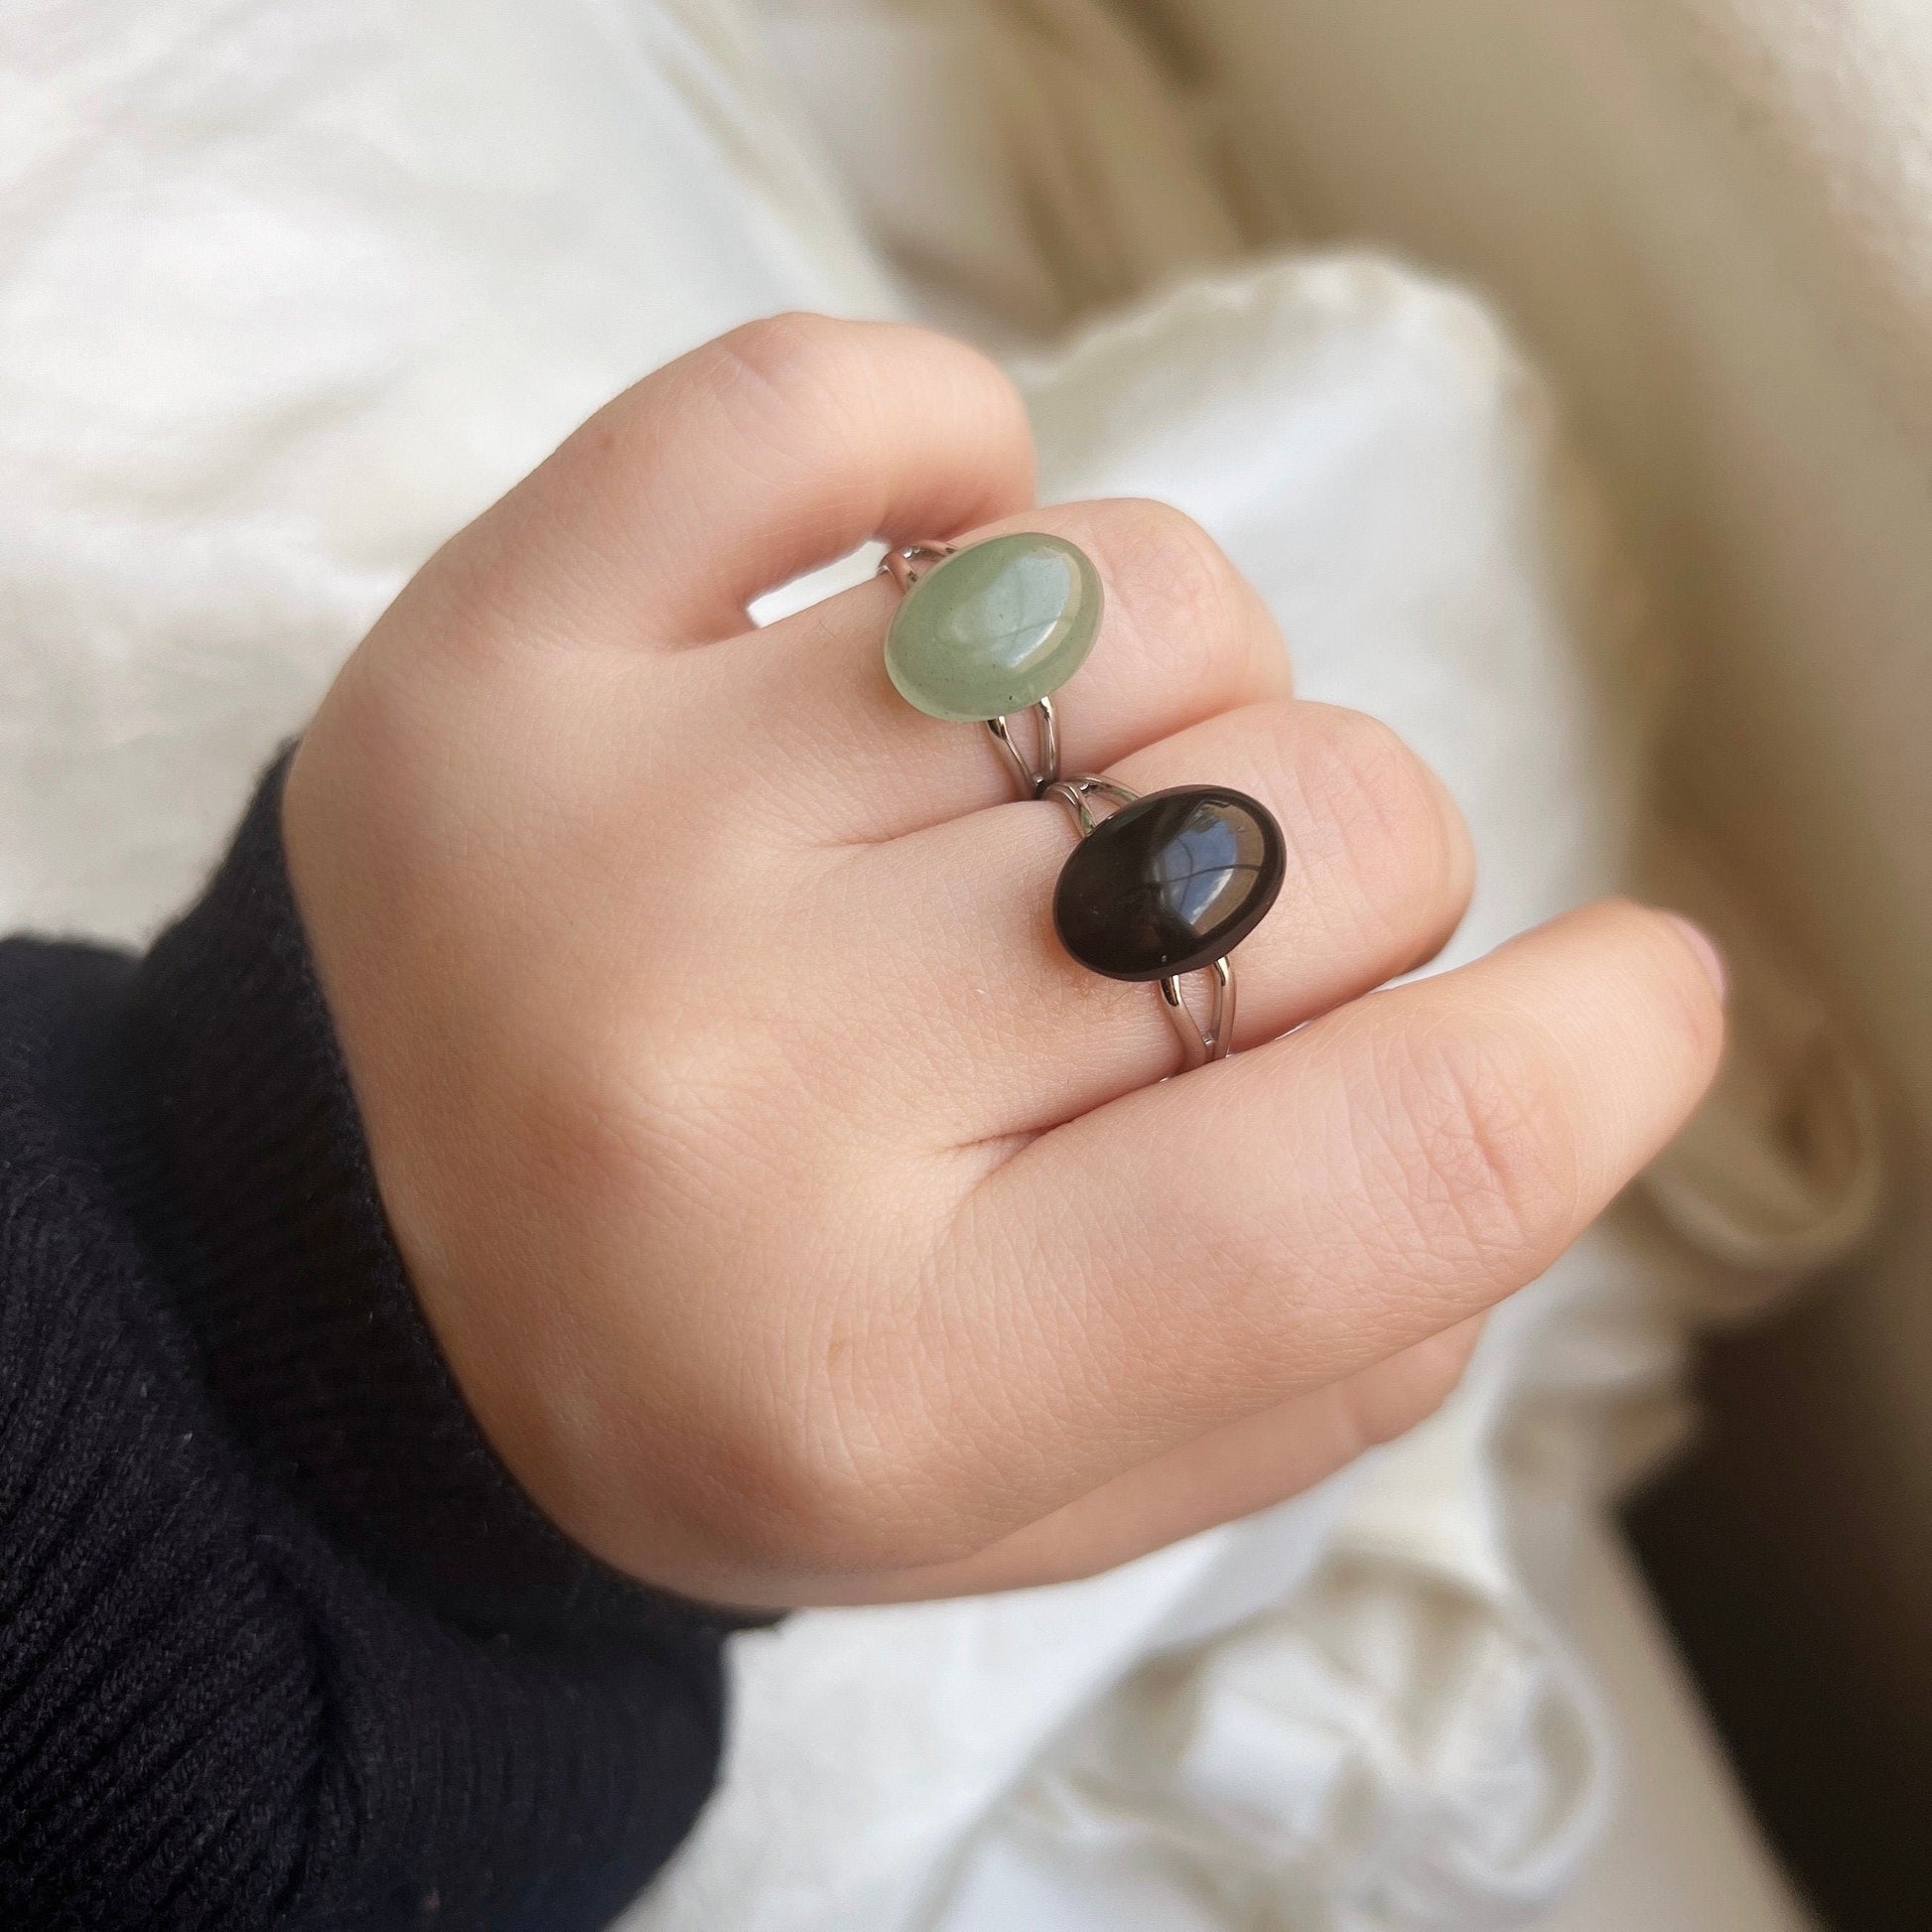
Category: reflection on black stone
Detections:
[{"x1": 1053, "y1": 786, "x2": 1286, "y2": 981}]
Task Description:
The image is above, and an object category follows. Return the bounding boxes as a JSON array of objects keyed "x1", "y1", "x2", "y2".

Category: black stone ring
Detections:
[{"x1": 1047, "y1": 777, "x2": 1287, "y2": 1071}]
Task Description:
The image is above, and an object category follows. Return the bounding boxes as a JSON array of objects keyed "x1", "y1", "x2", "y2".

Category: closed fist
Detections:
[{"x1": 284, "y1": 315, "x2": 1724, "y2": 1608}]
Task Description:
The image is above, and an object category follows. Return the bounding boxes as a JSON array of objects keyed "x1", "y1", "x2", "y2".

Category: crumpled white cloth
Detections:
[
  {"x1": 0, "y1": 4, "x2": 1874, "y2": 1929},
  {"x1": 0, "y1": 0, "x2": 892, "y2": 944}
]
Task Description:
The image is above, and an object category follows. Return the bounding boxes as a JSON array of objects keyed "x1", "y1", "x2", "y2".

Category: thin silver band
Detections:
[
  {"x1": 880, "y1": 542, "x2": 1060, "y2": 797},
  {"x1": 985, "y1": 699, "x2": 1058, "y2": 799},
  {"x1": 1043, "y1": 775, "x2": 1237, "y2": 1071},
  {"x1": 880, "y1": 542, "x2": 951, "y2": 594}
]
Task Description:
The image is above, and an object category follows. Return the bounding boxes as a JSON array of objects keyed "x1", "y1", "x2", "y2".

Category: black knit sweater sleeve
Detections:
[{"x1": 0, "y1": 762, "x2": 734, "y2": 1931}]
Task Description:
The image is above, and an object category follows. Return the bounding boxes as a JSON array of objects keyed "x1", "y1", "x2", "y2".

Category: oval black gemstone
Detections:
[{"x1": 1053, "y1": 785, "x2": 1286, "y2": 982}]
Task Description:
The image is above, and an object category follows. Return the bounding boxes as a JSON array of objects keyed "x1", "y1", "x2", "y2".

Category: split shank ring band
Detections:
[{"x1": 882, "y1": 533, "x2": 1286, "y2": 1071}]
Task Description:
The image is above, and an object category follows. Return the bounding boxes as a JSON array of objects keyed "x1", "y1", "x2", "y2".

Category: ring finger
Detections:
[{"x1": 834, "y1": 695, "x2": 1474, "y2": 1140}]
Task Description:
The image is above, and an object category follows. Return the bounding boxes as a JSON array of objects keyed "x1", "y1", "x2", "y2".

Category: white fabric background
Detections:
[
  {"x1": 0, "y1": 2, "x2": 1880, "y2": 1927},
  {"x1": 0, "y1": 0, "x2": 892, "y2": 943}
]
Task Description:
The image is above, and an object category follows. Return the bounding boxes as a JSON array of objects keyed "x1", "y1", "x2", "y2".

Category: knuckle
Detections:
[
  {"x1": 709, "y1": 1431, "x2": 904, "y2": 1577},
  {"x1": 1105, "y1": 498, "x2": 1253, "y2": 688},
  {"x1": 1300, "y1": 706, "x2": 1439, "y2": 856},
  {"x1": 710, "y1": 313, "x2": 1016, "y2": 435},
  {"x1": 669, "y1": 314, "x2": 1024, "y2": 506},
  {"x1": 1365, "y1": 1014, "x2": 1580, "y2": 1285},
  {"x1": 1144, "y1": 500, "x2": 1240, "y2": 621},
  {"x1": 694, "y1": 313, "x2": 861, "y2": 454},
  {"x1": 1287, "y1": 706, "x2": 1463, "y2": 940},
  {"x1": 566, "y1": 314, "x2": 861, "y2": 488},
  {"x1": 688, "y1": 1335, "x2": 978, "y2": 1578},
  {"x1": 565, "y1": 315, "x2": 868, "y2": 497},
  {"x1": 711, "y1": 311, "x2": 847, "y2": 399}
]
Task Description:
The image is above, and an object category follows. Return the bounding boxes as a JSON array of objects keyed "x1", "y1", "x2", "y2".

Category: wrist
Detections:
[{"x1": 121, "y1": 750, "x2": 753, "y2": 1641}]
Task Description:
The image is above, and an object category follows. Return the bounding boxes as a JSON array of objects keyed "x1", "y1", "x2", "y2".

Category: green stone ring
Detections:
[{"x1": 881, "y1": 531, "x2": 1102, "y2": 795}]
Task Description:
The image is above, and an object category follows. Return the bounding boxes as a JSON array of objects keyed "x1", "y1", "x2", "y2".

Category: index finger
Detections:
[{"x1": 415, "y1": 313, "x2": 1036, "y2": 651}]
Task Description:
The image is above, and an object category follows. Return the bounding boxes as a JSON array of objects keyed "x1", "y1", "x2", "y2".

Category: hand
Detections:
[{"x1": 283, "y1": 314, "x2": 1725, "y2": 1608}]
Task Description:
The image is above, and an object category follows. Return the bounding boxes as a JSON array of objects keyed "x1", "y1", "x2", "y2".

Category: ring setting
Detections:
[
  {"x1": 882, "y1": 533, "x2": 1283, "y2": 1070},
  {"x1": 882, "y1": 533, "x2": 1097, "y2": 794},
  {"x1": 1049, "y1": 778, "x2": 1284, "y2": 1069}
]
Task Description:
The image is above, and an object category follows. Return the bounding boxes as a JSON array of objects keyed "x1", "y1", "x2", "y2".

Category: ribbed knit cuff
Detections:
[{"x1": 118, "y1": 753, "x2": 748, "y2": 1649}]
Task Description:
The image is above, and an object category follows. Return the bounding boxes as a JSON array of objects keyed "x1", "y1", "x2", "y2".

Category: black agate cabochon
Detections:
[{"x1": 1053, "y1": 786, "x2": 1286, "y2": 982}]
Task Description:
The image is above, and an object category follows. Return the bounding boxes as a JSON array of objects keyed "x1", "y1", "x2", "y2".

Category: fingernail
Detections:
[{"x1": 1664, "y1": 912, "x2": 1727, "y2": 1004}]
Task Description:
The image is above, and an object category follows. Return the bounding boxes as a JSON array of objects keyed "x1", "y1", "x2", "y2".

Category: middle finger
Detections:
[{"x1": 711, "y1": 498, "x2": 1294, "y2": 843}]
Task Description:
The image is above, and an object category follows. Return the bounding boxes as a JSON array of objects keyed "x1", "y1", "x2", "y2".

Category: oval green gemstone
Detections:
[{"x1": 885, "y1": 533, "x2": 1101, "y2": 723}]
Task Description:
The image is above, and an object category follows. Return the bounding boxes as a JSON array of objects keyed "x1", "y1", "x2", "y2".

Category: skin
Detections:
[{"x1": 282, "y1": 313, "x2": 1726, "y2": 1610}]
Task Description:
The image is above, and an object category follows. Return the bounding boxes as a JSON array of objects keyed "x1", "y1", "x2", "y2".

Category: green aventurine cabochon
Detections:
[{"x1": 885, "y1": 533, "x2": 1102, "y2": 723}]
